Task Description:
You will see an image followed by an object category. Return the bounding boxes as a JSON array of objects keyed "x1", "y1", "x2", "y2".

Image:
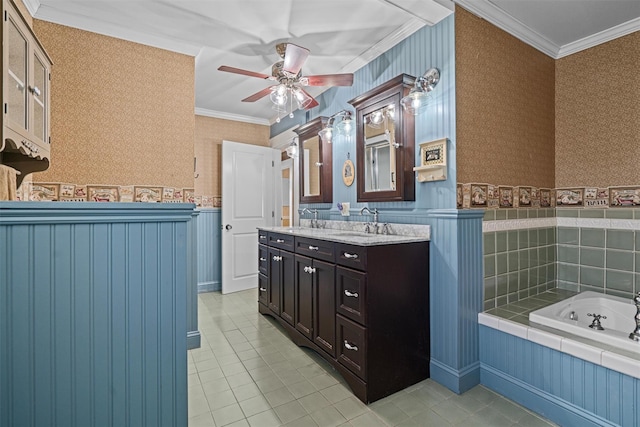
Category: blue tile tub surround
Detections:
[
  {"x1": 0, "y1": 202, "x2": 194, "y2": 427},
  {"x1": 480, "y1": 325, "x2": 640, "y2": 427}
]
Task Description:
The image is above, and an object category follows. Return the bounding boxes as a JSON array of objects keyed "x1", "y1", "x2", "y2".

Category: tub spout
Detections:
[{"x1": 629, "y1": 292, "x2": 640, "y2": 342}]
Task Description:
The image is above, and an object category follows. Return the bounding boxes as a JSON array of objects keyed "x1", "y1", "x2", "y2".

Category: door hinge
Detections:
[
  {"x1": 4, "y1": 103, "x2": 6, "y2": 114},
  {"x1": 49, "y1": 73, "x2": 51, "y2": 81},
  {"x1": 272, "y1": 160, "x2": 274, "y2": 167},
  {"x1": 4, "y1": 11, "x2": 7, "y2": 21},
  {"x1": 272, "y1": 211, "x2": 275, "y2": 218}
]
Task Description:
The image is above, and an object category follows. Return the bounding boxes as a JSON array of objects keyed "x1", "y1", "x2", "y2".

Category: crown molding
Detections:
[
  {"x1": 454, "y1": 0, "x2": 559, "y2": 58},
  {"x1": 22, "y1": 0, "x2": 40, "y2": 16},
  {"x1": 556, "y1": 16, "x2": 640, "y2": 58},
  {"x1": 34, "y1": 4, "x2": 202, "y2": 56},
  {"x1": 195, "y1": 108, "x2": 270, "y2": 126}
]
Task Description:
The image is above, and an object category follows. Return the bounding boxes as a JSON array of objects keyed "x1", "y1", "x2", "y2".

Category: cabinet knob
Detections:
[
  {"x1": 273, "y1": 255, "x2": 282, "y2": 261},
  {"x1": 343, "y1": 252, "x2": 359, "y2": 259},
  {"x1": 304, "y1": 266, "x2": 315, "y2": 274},
  {"x1": 259, "y1": 287, "x2": 266, "y2": 292},
  {"x1": 276, "y1": 239, "x2": 285, "y2": 243},
  {"x1": 259, "y1": 257, "x2": 267, "y2": 262},
  {"x1": 259, "y1": 235, "x2": 267, "y2": 240},
  {"x1": 344, "y1": 341, "x2": 358, "y2": 351},
  {"x1": 29, "y1": 86, "x2": 41, "y2": 97},
  {"x1": 344, "y1": 290, "x2": 359, "y2": 298},
  {"x1": 308, "y1": 245, "x2": 319, "y2": 251}
]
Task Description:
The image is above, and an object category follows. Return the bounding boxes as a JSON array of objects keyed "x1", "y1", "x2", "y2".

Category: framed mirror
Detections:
[
  {"x1": 349, "y1": 74, "x2": 416, "y2": 202},
  {"x1": 294, "y1": 116, "x2": 332, "y2": 203}
]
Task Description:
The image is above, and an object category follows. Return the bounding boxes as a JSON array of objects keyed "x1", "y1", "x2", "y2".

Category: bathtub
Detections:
[{"x1": 529, "y1": 291, "x2": 640, "y2": 354}]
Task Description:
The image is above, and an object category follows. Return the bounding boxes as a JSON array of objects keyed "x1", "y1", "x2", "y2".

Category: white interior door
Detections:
[{"x1": 222, "y1": 141, "x2": 280, "y2": 294}]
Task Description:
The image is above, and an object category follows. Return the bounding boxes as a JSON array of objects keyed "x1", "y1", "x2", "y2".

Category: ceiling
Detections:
[{"x1": 24, "y1": 0, "x2": 640, "y2": 125}]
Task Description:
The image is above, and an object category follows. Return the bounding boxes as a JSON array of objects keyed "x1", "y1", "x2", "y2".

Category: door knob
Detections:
[{"x1": 225, "y1": 224, "x2": 232, "y2": 230}]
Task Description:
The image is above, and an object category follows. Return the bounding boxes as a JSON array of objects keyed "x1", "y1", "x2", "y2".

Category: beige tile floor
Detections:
[{"x1": 188, "y1": 289, "x2": 558, "y2": 427}]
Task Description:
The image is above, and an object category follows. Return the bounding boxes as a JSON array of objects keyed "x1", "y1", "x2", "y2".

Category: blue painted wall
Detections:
[
  {"x1": 196, "y1": 208, "x2": 221, "y2": 292},
  {"x1": 0, "y1": 202, "x2": 193, "y2": 427},
  {"x1": 480, "y1": 325, "x2": 640, "y2": 427}
]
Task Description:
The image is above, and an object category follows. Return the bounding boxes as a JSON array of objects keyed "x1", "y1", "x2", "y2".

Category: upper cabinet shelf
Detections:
[{"x1": 2, "y1": 0, "x2": 53, "y2": 186}]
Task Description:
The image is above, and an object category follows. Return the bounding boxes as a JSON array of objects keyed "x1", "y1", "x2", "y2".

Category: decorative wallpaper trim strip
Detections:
[
  {"x1": 23, "y1": 182, "x2": 221, "y2": 207},
  {"x1": 458, "y1": 183, "x2": 640, "y2": 210},
  {"x1": 478, "y1": 313, "x2": 640, "y2": 380}
]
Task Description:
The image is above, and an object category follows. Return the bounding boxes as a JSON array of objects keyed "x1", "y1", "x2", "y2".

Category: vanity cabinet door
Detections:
[
  {"x1": 295, "y1": 255, "x2": 314, "y2": 340},
  {"x1": 268, "y1": 247, "x2": 282, "y2": 315},
  {"x1": 280, "y1": 250, "x2": 295, "y2": 326},
  {"x1": 313, "y1": 259, "x2": 336, "y2": 357}
]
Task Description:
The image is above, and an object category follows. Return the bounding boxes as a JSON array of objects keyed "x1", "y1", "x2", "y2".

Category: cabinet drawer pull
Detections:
[
  {"x1": 273, "y1": 255, "x2": 282, "y2": 261},
  {"x1": 259, "y1": 235, "x2": 267, "y2": 240},
  {"x1": 259, "y1": 287, "x2": 266, "y2": 292},
  {"x1": 344, "y1": 341, "x2": 358, "y2": 351},
  {"x1": 344, "y1": 290, "x2": 359, "y2": 298},
  {"x1": 308, "y1": 245, "x2": 319, "y2": 251},
  {"x1": 343, "y1": 252, "x2": 359, "y2": 259},
  {"x1": 304, "y1": 266, "x2": 315, "y2": 274},
  {"x1": 276, "y1": 239, "x2": 285, "y2": 243},
  {"x1": 259, "y1": 257, "x2": 267, "y2": 262}
]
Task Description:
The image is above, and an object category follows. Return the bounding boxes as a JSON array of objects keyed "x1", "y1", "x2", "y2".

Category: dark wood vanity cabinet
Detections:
[{"x1": 258, "y1": 230, "x2": 429, "y2": 404}]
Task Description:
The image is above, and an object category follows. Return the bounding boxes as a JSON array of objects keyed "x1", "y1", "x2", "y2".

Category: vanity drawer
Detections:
[
  {"x1": 258, "y1": 230, "x2": 269, "y2": 244},
  {"x1": 295, "y1": 237, "x2": 335, "y2": 263},
  {"x1": 268, "y1": 232, "x2": 295, "y2": 251},
  {"x1": 258, "y1": 244, "x2": 268, "y2": 275},
  {"x1": 336, "y1": 243, "x2": 367, "y2": 271},
  {"x1": 337, "y1": 314, "x2": 367, "y2": 381},
  {"x1": 258, "y1": 273, "x2": 268, "y2": 306},
  {"x1": 336, "y1": 266, "x2": 366, "y2": 325}
]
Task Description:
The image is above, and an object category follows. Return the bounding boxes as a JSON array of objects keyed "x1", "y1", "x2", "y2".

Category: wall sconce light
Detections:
[
  {"x1": 400, "y1": 68, "x2": 440, "y2": 115},
  {"x1": 318, "y1": 110, "x2": 355, "y2": 144},
  {"x1": 286, "y1": 136, "x2": 299, "y2": 158}
]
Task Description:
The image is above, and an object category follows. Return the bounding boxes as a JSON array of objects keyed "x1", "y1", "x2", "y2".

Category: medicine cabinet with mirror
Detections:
[
  {"x1": 294, "y1": 116, "x2": 332, "y2": 203},
  {"x1": 349, "y1": 74, "x2": 416, "y2": 202}
]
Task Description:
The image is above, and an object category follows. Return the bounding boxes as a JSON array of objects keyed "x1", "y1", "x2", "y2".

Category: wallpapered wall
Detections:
[
  {"x1": 194, "y1": 115, "x2": 269, "y2": 197},
  {"x1": 31, "y1": 20, "x2": 195, "y2": 188},
  {"x1": 555, "y1": 32, "x2": 640, "y2": 188},
  {"x1": 455, "y1": 6, "x2": 556, "y2": 188}
]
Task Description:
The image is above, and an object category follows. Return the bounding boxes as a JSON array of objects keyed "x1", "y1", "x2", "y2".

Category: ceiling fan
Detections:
[{"x1": 218, "y1": 43, "x2": 354, "y2": 118}]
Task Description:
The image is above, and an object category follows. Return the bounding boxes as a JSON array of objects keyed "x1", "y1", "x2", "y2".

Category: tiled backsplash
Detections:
[{"x1": 483, "y1": 207, "x2": 640, "y2": 310}]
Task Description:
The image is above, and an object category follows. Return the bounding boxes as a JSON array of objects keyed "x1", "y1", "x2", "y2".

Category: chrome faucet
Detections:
[
  {"x1": 588, "y1": 313, "x2": 606, "y2": 330},
  {"x1": 629, "y1": 292, "x2": 640, "y2": 342},
  {"x1": 360, "y1": 207, "x2": 379, "y2": 233},
  {"x1": 299, "y1": 208, "x2": 319, "y2": 228}
]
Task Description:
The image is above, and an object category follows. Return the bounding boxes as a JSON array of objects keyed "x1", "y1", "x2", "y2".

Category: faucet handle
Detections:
[
  {"x1": 364, "y1": 222, "x2": 371, "y2": 234},
  {"x1": 381, "y1": 223, "x2": 390, "y2": 235}
]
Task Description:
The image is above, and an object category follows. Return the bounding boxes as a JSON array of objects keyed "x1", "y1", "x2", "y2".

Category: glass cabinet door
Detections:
[
  {"x1": 33, "y1": 54, "x2": 47, "y2": 143},
  {"x1": 7, "y1": 16, "x2": 28, "y2": 130}
]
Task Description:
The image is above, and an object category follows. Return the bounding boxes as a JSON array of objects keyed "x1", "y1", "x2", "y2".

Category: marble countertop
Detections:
[{"x1": 258, "y1": 224, "x2": 430, "y2": 246}]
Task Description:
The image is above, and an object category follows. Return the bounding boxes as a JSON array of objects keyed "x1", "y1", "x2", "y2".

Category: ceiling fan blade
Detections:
[
  {"x1": 218, "y1": 65, "x2": 271, "y2": 80},
  {"x1": 242, "y1": 86, "x2": 274, "y2": 102},
  {"x1": 282, "y1": 44, "x2": 309, "y2": 75},
  {"x1": 303, "y1": 73, "x2": 354, "y2": 87}
]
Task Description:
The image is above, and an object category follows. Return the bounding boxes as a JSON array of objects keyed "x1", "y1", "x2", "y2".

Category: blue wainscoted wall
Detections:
[
  {"x1": 274, "y1": 16, "x2": 485, "y2": 393},
  {"x1": 196, "y1": 208, "x2": 221, "y2": 292},
  {"x1": 480, "y1": 325, "x2": 640, "y2": 427},
  {"x1": 0, "y1": 202, "x2": 193, "y2": 427},
  {"x1": 187, "y1": 211, "x2": 201, "y2": 349}
]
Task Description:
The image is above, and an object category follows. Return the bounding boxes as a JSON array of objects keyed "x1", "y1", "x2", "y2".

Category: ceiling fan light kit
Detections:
[
  {"x1": 400, "y1": 68, "x2": 440, "y2": 115},
  {"x1": 218, "y1": 43, "x2": 354, "y2": 121}
]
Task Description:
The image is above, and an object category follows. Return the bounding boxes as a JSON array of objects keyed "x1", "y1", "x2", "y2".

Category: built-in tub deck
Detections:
[{"x1": 480, "y1": 289, "x2": 640, "y2": 380}]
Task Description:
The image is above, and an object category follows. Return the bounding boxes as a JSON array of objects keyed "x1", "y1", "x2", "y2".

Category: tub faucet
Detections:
[
  {"x1": 360, "y1": 207, "x2": 379, "y2": 233},
  {"x1": 629, "y1": 292, "x2": 640, "y2": 342},
  {"x1": 587, "y1": 313, "x2": 606, "y2": 330}
]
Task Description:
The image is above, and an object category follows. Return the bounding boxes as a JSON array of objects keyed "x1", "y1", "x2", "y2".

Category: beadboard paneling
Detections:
[
  {"x1": 480, "y1": 325, "x2": 640, "y2": 427},
  {"x1": 0, "y1": 202, "x2": 192, "y2": 427},
  {"x1": 196, "y1": 208, "x2": 222, "y2": 292}
]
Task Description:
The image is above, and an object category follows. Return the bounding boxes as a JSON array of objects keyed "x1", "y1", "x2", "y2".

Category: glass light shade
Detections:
[
  {"x1": 292, "y1": 87, "x2": 312, "y2": 109},
  {"x1": 318, "y1": 126, "x2": 333, "y2": 144},
  {"x1": 286, "y1": 139, "x2": 298, "y2": 158},
  {"x1": 334, "y1": 117, "x2": 354, "y2": 136},
  {"x1": 270, "y1": 84, "x2": 288, "y2": 106},
  {"x1": 400, "y1": 88, "x2": 430, "y2": 115}
]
